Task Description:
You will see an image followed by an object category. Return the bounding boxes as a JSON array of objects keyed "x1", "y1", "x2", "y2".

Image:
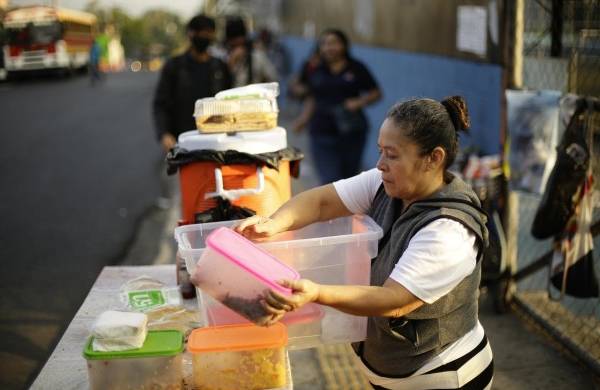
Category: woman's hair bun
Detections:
[{"x1": 441, "y1": 96, "x2": 470, "y2": 133}]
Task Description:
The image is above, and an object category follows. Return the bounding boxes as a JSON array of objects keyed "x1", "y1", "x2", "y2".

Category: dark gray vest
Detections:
[{"x1": 354, "y1": 174, "x2": 489, "y2": 377}]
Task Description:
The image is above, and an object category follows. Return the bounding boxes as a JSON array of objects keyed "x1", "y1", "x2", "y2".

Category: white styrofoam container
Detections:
[{"x1": 177, "y1": 127, "x2": 287, "y2": 155}]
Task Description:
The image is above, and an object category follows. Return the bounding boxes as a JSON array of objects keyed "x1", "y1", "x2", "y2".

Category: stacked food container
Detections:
[
  {"x1": 188, "y1": 323, "x2": 290, "y2": 390},
  {"x1": 168, "y1": 83, "x2": 302, "y2": 225},
  {"x1": 83, "y1": 330, "x2": 185, "y2": 390}
]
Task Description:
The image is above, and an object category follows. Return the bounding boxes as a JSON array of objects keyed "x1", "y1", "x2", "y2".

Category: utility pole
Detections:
[
  {"x1": 500, "y1": 0, "x2": 525, "y2": 309},
  {"x1": 550, "y1": 0, "x2": 563, "y2": 57},
  {"x1": 508, "y1": 0, "x2": 524, "y2": 89}
]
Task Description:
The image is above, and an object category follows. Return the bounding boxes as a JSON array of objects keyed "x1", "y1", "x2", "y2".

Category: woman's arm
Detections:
[
  {"x1": 317, "y1": 278, "x2": 423, "y2": 317},
  {"x1": 263, "y1": 278, "x2": 424, "y2": 325},
  {"x1": 344, "y1": 88, "x2": 382, "y2": 111},
  {"x1": 235, "y1": 184, "x2": 352, "y2": 239},
  {"x1": 292, "y1": 96, "x2": 315, "y2": 133}
]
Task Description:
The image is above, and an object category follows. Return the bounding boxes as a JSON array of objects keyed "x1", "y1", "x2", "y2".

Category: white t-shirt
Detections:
[{"x1": 333, "y1": 168, "x2": 485, "y2": 383}]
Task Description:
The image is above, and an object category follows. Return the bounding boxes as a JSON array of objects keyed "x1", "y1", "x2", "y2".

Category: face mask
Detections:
[{"x1": 191, "y1": 36, "x2": 211, "y2": 53}]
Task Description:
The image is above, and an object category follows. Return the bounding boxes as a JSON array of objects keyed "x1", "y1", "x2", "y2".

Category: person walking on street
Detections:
[
  {"x1": 224, "y1": 17, "x2": 278, "y2": 87},
  {"x1": 255, "y1": 28, "x2": 291, "y2": 80},
  {"x1": 89, "y1": 38, "x2": 103, "y2": 85},
  {"x1": 300, "y1": 29, "x2": 381, "y2": 184},
  {"x1": 153, "y1": 14, "x2": 232, "y2": 152},
  {"x1": 234, "y1": 97, "x2": 494, "y2": 389}
]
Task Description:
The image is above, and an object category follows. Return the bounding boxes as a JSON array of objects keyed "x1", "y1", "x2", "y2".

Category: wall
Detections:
[
  {"x1": 280, "y1": 0, "x2": 503, "y2": 64},
  {"x1": 282, "y1": 35, "x2": 503, "y2": 169}
]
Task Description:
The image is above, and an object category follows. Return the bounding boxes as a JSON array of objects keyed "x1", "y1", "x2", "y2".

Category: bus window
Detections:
[
  {"x1": 7, "y1": 22, "x2": 61, "y2": 46},
  {"x1": 7, "y1": 27, "x2": 31, "y2": 46},
  {"x1": 29, "y1": 22, "x2": 61, "y2": 45}
]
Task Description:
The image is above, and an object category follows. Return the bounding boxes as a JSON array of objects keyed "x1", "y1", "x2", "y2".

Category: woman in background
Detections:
[{"x1": 300, "y1": 29, "x2": 381, "y2": 184}]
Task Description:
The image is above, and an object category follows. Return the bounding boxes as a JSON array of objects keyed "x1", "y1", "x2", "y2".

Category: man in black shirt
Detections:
[{"x1": 153, "y1": 15, "x2": 232, "y2": 152}]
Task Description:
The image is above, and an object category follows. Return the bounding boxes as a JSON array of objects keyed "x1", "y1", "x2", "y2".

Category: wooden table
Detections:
[{"x1": 30, "y1": 265, "x2": 293, "y2": 389}]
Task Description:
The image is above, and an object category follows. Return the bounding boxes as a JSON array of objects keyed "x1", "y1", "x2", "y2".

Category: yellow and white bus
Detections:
[{"x1": 3, "y1": 6, "x2": 96, "y2": 75}]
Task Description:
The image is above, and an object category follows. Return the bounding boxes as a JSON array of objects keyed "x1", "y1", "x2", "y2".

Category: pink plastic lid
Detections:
[{"x1": 205, "y1": 227, "x2": 300, "y2": 295}]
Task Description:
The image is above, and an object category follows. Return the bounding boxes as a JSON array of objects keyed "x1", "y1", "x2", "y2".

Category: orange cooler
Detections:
[{"x1": 176, "y1": 128, "x2": 293, "y2": 225}]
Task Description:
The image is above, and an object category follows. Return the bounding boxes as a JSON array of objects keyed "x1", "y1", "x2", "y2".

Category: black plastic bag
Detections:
[
  {"x1": 551, "y1": 250, "x2": 599, "y2": 298},
  {"x1": 194, "y1": 198, "x2": 255, "y2": 223},
  {"x1": 531, "y1": 98, "x2": 590, "y2": 239},
  {"x1": 331, "y1": 105, "x2": 368, "y2": 134},
  {"x1": 549, "y1": 175, "x2": 599, "y2": 299},
  {"x1": 166, "y1": 146, "x2": 304, "y2": 177}
]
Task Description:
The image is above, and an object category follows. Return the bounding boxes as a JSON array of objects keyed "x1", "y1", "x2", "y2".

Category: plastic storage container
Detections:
[
  {"x1": 188, "y1": 323, "x2": 288, "y2": 390},
  {"x1": 175, "y1": 215, "x2": 383, "y2": 349},
  {"x1": 192, "y1": 227, "x2": 300, "y2": 325},
  {"x1": 176, "y1": 128, "x2": 292, "y2": 224},
  {"x1": 83, "y1": 330, "x2": 184, "y2": 390},
  {"x1": 194, "y1": 97, "x2": 278, "y2": 132}
]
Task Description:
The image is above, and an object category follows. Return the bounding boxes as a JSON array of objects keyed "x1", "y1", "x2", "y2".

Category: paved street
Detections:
[{"x1": 0, "y1": 72, "x2": 165, "y2": 389}]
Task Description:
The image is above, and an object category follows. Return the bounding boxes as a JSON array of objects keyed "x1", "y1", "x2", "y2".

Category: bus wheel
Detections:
[
  {"x1": 7, "y1": 72, "x2": 24, "y2": 82},
  {"x1": 65, "y1": 67, "x2": 75, "y2": 77}
]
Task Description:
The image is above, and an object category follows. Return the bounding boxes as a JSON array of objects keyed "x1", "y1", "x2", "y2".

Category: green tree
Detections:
[
  {"x1": 84, "y1": 1, "x2": 185, "y2": 59},
  {"x1": 140, "y1": 10, "x2": 185, "y2": 58}
]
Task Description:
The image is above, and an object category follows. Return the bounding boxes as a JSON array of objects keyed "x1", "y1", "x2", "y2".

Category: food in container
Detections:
[
  {"x1": 188, "y1": 323, "x2": 288, "y2": 390},
  {"x1": 191, "y1": 227, "x2": 299, "y2": 326},
  {"x1": 91, "y1": 310, "x2": 147, "y2": 352},
  {"x1": 194, "y1": 97, "x2": 278, "y2": 132},
  {"x1": 83, "y1": 329, "x2": 184, "y2": 390}
]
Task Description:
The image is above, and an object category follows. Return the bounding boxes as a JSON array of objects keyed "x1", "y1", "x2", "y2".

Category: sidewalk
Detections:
[{"x1": 123, "y1": 125, "x2": 599, "y2": 389}]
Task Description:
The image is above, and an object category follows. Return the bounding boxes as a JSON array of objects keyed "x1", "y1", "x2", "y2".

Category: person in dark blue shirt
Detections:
[{"x1": 300, "y1": 29, "x2": 381, "y2": 184}]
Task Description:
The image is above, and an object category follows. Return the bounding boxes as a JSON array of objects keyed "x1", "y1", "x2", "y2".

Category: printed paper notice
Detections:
[
  {"x1": 354, "y1": 0, "x2": 374, "y2": 40},
  {"x1": 457, "y1": 6, "x2": 487, "y2": 57}
]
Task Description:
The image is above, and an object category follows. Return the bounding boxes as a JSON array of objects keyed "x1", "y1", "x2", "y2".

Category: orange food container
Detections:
[
  {"x1": 175, "y1": 128, "x2": 295, "y2": 225},
  {"x1": 188, "y1": 323, "x2": 288, "y2": 389}
]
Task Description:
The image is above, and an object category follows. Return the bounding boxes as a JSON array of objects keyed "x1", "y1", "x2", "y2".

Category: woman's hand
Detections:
[
  {"x1": 261, "y1": 279, "x2": 320, "y2": 326},
  {"x1": 228, "y1": 45, "x2": 247, "y2": 69},
  {"x1": 161, "y1": 133, "x2": 176, "y2": 152},
  {"x1": 234, "y1": 215, "x2": 283, "y2": 239},
  {"x1": 344, "y1": 97, "x2": 363, "y2": 111},
  {"x1": 292, "y1": 117, "x2": 306, "y2": 133}
]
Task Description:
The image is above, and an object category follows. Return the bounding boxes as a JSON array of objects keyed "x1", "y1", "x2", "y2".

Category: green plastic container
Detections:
[{"x1": 83, "y1": 330, "x2": 184, "y2": 390}]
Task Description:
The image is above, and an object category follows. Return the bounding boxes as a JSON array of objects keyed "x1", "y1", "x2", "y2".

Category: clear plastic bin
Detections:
[
  {"x1": 194, "y1": 97, "x2": 278, "y2": 132},
  {"x1": 175, "y1": 215, "x2": 383, "y2": 349},
  {"x1": 188, "y1": 323, "x2": 288, "y2": 390},
  {"x1": 192, "y1": 227, "x2": 299, "y2": 325},
  {"x1": 83, "y1": 330, "x2": 184, "y2": 390}
]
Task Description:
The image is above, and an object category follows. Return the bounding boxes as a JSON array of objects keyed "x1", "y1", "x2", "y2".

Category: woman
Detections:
[
  {"x1": 236, "y1": 97, "x2": 494, "y2": 389},
  {"x1": 300, "y1": 29, "x2": 381, "y2": 184}
]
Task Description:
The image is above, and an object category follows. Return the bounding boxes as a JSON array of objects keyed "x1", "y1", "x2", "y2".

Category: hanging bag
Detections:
[
  {"x1": 531, "y1": 98, "x2": 591, "y2": 239},
  {"x1": 548, "y1": 99, "x2": 599, "y2": 299}
]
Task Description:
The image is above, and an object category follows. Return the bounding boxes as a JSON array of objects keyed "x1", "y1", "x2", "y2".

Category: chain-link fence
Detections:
[{"x1": 509, "y1": 0, "x2": 600, "y2": 375}]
